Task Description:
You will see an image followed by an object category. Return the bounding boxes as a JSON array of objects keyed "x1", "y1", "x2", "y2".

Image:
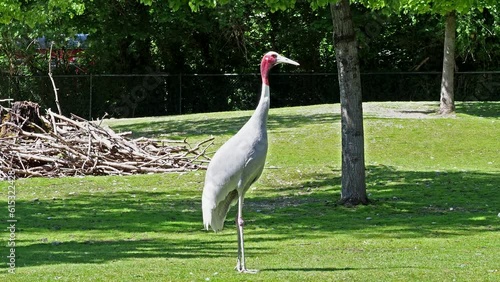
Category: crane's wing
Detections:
[{"x1": 202, "y1": 129, "x2": 267, "y2": 231}]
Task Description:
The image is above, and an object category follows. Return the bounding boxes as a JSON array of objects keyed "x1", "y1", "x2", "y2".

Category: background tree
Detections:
[
  {"x1": 440, "y1": 11, "x2": 456, "y2": 114},
  {"x1": 356, "y1": 0, "x2": 498, "y2": 113},
  {"x1": 393, "y1": 0, "x2": 497, "y2": 114}
]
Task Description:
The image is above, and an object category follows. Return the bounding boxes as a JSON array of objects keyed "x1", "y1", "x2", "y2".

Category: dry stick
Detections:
[
  {"x1": 95, "y1": 165, "x2": 123, "y2": 174},
  {"x1": 50, "y1": 110, "x2": 87, "y2": 130},
  {"x1": 40, "y1": 115, "x2": 51, "y2": 130},
  {"x1": 50, "y1": 111, "x2": 58, "y2": 135},
  {"x1": 48, "y1": 42, "x2": 62, "y2": 115},
  {"x1": 16, "y1": 152, "x2": 26, "y2": 171},
  {"x1": 181, "y1": 137, "x2": 215, "y2": 158},
  {"x1": 82, "y1": 121, "x2": 93, "y2": 170},
  {"x1": 116, "y1": 131, "x2": 132, "y2": 136},
  {"x1": 0, "y1": 153, "x2": 10, "y2": 167},
  {"x1": 97, "y1": 112, "x2": 108, "y2": 127},
  {"x1": 89, "y1": 157, "x2": 99, "y2": 173},
  {"x1": 138, "y1": 152, "x2": 175, "y2": 168},
  {"x1": 69, "y1": 113, "x2": 88, "y2": 121},
  {"x1": 135, "y1": 137, "x2": 187, "y2": 144},
  {"x1": 188, "y1": 138, "x2": 215, "y2": 165}
]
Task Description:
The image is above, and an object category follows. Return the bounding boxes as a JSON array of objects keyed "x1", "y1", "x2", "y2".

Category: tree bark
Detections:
[
  {"x1": 330, "y1": 0, "x2": 368, "y2": 206},
  {"x1": 439, "y1": 11, "x2": 456, "y2": 115}
]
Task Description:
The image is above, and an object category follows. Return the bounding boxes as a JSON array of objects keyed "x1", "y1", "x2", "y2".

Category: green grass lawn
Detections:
[{"x1": 1, "y1": 102, "x2": 499, "y2": 281}]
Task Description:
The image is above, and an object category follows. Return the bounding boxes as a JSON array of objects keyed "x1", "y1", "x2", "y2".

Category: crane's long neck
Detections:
[
  {"x1": 252, "y1": 83, "x2": 270, "y2": 128},
  {"x1": 249, "y1": 60, "x2": 272, "y2": 130}
]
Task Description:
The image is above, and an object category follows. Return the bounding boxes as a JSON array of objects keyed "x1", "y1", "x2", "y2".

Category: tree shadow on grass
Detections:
[
  {"x1": 11, "y1": 165, "x2": 499, "y2": 268},
  {"x1": 13, "y1": 188, "x2": 267, "y2": 267},
  {"x1": 456, "y1": 102, "x2": 500, "y2": 118},
  {"x1": 247, "y1": 165, "x2": 499, "y2": 239},
  {"x1": 17, "y1": 237, "x2": 235, "y2": 266}
]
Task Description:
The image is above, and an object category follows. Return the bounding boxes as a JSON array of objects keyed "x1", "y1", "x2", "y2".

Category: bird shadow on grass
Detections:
[
  {"x1": 261, "y1": 267, "x2": 355, "y2": 272},
  {"x1": 261, "y1": 265, "x2": 427, "y2": 272}
]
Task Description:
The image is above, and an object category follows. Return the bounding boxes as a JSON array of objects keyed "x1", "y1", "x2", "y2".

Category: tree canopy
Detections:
[
  {"x1": 0, "y1": 0, "x2": 85, "y2": 26},
  {"x1": 1, "y1": 0, "x2": 497, "y2": 76}
]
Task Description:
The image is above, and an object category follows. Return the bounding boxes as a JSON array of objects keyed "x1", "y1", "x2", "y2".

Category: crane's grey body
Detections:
[
  {"x1": 202, "y1": 51, "x2": 299, "y2": 273},
  {"x1": 202, "y1": 84, "x2": 269, "y2": 232}
]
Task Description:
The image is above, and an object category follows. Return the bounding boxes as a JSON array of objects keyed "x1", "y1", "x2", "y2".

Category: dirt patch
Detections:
[
  {"x1": 362, "y1": 102, "x2": 442, "y2": 119},
  {"x1": 298, "y1": 102, "x2": 444, "y2": 119}
]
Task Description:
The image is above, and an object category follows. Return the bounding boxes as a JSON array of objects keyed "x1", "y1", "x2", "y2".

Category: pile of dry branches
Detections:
[{"x1": 0, "y1": 101, "x2": 213, "y2": 179}]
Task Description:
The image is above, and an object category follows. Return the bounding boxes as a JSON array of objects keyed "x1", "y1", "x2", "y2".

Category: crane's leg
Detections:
[{"x1": 235, "y1": 195, "x2": 258, "y2": 274}]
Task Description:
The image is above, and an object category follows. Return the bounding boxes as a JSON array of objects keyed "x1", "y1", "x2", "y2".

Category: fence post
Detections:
[
  {"x1": 89, "y1": 74, "x2": 93, "y2": 119},
  {"x1": 179, "y1": 73, "x2": 182, "y2": 115},
  {"x1": 8, "y1": 76, "x2": 12, "y2": 107}
]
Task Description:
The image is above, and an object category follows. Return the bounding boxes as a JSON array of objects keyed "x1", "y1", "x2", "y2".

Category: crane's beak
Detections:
[{"x1": 276, "y1": 54, "x2": 300, "y2": 66}]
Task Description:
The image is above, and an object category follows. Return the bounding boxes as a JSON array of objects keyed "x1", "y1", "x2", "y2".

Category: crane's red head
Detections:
[{"x1": 260, "y1": 51, "x2": 299, "y2": 85}]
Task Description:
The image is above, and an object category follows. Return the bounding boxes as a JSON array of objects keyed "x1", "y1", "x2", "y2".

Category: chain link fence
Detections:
[{"x1": 1, "y1": 72, "x2": 498, "y2": 119}]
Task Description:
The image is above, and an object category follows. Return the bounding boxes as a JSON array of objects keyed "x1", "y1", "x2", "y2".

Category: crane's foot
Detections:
[
  {"x1": 235, "y1": 259, "x2": 258, "y2": 274},
  {"x1": 235, "y1": 265, "x2": 259, "y2": 274}
]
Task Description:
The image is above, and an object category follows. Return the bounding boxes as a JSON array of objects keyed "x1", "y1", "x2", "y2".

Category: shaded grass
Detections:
[
  {"x1": 455, "y1": 101, "x2": 500, "y2": 118},
  {"x1": 1, "y1": 102, "x2": 499, "y2": 281}
]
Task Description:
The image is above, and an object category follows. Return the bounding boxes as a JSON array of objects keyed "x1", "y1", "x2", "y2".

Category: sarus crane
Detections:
[{"x1": 202, "y1": 51, "x2": 299, "y2": 273}]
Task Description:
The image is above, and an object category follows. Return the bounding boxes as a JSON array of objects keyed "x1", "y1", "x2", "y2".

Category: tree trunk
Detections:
[
  {"x1": 330, "y1": 0, "x2": 368, "y2": 206},
  {"x1": 439, "y1": 11, "x2": 456, "y2": 115}
]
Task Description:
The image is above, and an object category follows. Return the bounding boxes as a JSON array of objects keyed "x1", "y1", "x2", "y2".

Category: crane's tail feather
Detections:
[{"x1": 202, "y1": 189, "x2": 238, "y2": 232}]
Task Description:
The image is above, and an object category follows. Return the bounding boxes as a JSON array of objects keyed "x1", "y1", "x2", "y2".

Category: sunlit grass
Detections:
[{"x1": 1, "y1": 102, "x2": 499, "y2": 281}]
